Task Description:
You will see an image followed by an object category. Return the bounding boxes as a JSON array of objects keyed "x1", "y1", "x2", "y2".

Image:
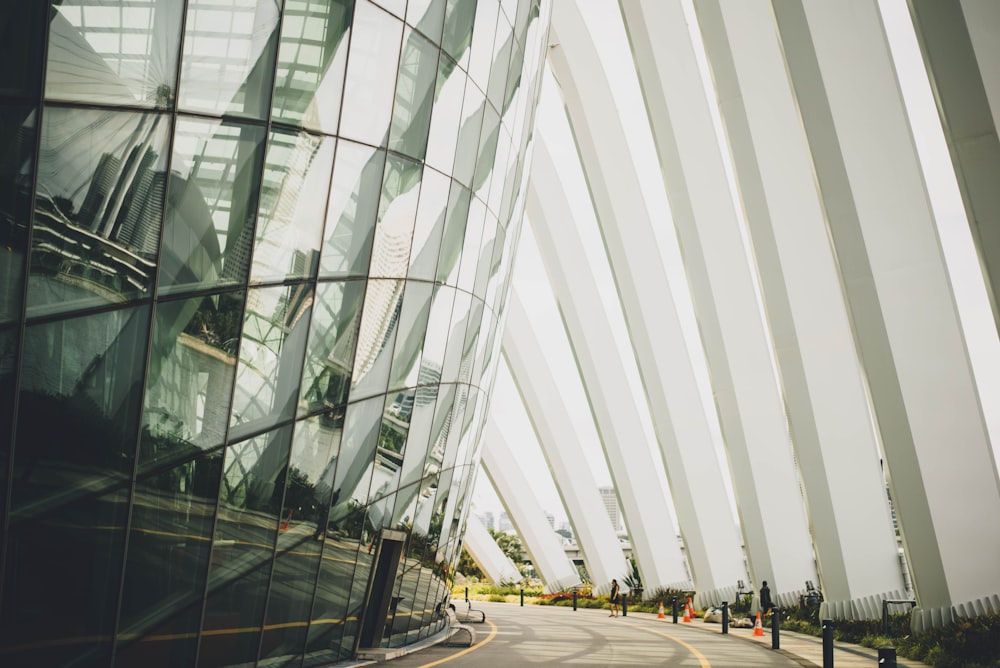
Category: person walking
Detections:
[
  {"x1": 759, "y1": 580, "x2": 776, "y2": 615},
  {"x1": 609, "y1": 579, "x2": 620, "y2": 617}
]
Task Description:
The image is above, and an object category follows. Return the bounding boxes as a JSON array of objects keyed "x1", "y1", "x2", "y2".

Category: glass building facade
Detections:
[{"x1": 0, "y1": 1, "x2": 548, "y2": 665}]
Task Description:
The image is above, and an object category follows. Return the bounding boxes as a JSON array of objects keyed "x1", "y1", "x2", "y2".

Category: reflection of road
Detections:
[{"x1": 381, "y1": 601, "x2": 803, "y2": 668}]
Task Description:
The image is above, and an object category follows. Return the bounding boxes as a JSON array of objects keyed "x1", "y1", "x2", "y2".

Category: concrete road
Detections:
[{"x1": 375, "y1": 601, "x2": 806, "y2": 667}]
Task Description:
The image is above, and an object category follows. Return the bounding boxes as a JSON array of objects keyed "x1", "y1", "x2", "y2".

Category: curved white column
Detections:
[
  {"x1": 525, "y1": 138, "x2": 691, "y2": 593},
  {"x1": 502, "y1": 290, "x2": 630, "y2": 597},
  {"x1": 482, "y1": 417, "x2": 582, "y2": 593},
  {"x1": 546, "y1": 0, "x2": 745, "y2": 606},
  {"x1": 463, "y1": 514, "x2": 522, "y2": 586},
  {"x1": 783, "y1": 0, "x2": 1000, "y2": 629},
  {"x1": 655, "y1": 0, "x2": 903, "y2": 618}
]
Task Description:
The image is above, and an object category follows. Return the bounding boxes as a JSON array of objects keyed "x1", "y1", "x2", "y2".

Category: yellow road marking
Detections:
[
  {"x1": 621, "y1": 619, "x2": 712, "y2": 668},
  {"x1": 416, "y1": 619, "x2": 498, "y2": 667}
]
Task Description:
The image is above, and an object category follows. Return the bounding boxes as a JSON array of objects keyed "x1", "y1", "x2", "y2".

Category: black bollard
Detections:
[
  {"x1": 520, "y1": 589, "x2": 524, "y2": 607},
  {"x1": 573, "y1": 590, "x2": 577, "y2": 611},
  {"x1": 722, "y1": 601, "x2": 729, "y2": 635},
  {"x1": 822, "y1": 619, "x2": 834, "y2": 668},
  {"x1": 877, "y1": 646, "x2": 897, "y2": 668},
  {"x1": 465, "y1": 586, "x2": 469, "y2": 602},
  {"x1": 771, "y1": 608, "x2": 780, "y2": 650},
  {"x1": 622, "y1": 594, "x2": 627, "y2": 617},
  {"x1": 672, "y1": 598, "x2": 679, "y2": 624}
]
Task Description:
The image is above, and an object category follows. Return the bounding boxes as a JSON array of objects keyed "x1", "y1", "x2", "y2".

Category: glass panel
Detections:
[
  {"x1": 0, "y1": 3, "x2": 47, "y2": 97},
  {"x1": 319, "y1": 140, "x2": 385, "y2": 279},
  {"x1": 473, "y1": 104, "x2": 500, "y2": 196},
  {"x1": 0, "y1": 487, "x2": 128, "y2": 667},
  {"x1": 487, "y1": 126, "x2": 512, "y2": 215},
  {"x1": 452, "y1": 79, "x2": 484, "y2": 188},
  {"x1": 419, "y1": 285, "x2": 453, "y2": 384},
  {"x1": 350, "y1": 278, "x2": 403, "y2": 401},
  {"x1": 337, "y1": 508, "x2": 378, "y2": 654},
  {"x1": 369, "y1": 396, "x2": 409, "y2": 512},
  {"x1": 370, "y1": 155, "x2": 422, "y2": 279},
  {"x1": 11, "y1": 305, "x2": 149, "y2": 513},
  {"x1": 458, "y1": 298, "x2": 484, "y2": 385},
  {"x1": 390, "y1": 383, "x2": 437, "y2": 528},
  {"x1": 298, "y1": 279, "x2": 366, "y2": 421},
  {"x1": 436, "y1": 183, "x2": 470, "y2": 286},
  {"x1": 115, "y1": 452, "x2": 223, "y2": 667},
  {"x1": 440, "y1": 290, "x2": 470, "y2": 383},
  {"x1": 28, "y1": 106, "x2": 169, "y2": 318},
  {"x1": 0, "y1": 327, "x2": 16, "y2": 533},
  {"x1": 407, "y1": 168, "x2": 449, "y2": 281},
  {"x1": 374, "y1": 0, "x2": 406, "y2": 18},
  {"x1": 389, "y1": 29, "x2": 439, "y2": 161},
  {"x1": 159, "y1": 117, "x2": 266, "y2": 296},
  {"x1": 338, "y1": 1, "x2": 403, "y2": 147},
  {"x1": 486, "y1": 10, "x2": 513, "y2": 111},
  {"x1": 178, "y1": 0, "x2": 281, "y2": 119},
  {"x1": 467, "y1": 0, "x2": 498, "y2": 91},
  {"x1": 387, "y1": 281, "x2": 433, "y2": 393},
  {"x1": 46, "y1": 0, "x2": 184, "y2": 108},
  {"x1": 329, "y1": 396, "x2": 382, "y2": 520},
  {"x1": 229, "y1": 284, "x2": 313, "y2": 442},
  {"x1": 442, "y1": 0, "x2": 477, "y2": 66},
  {"x1": 473, "y1": 211, "x2": 498, "y2": 300},
  {"x1": 406, "y1": 0, "x2": 446, "y2": 45},
  {"x1": 199, "y1": 427, "x2": 292, "y2": 667},
  {"x1": 271, "y1": 0, "x2": 354, "y2": 134},
  {"x1": 250, "y1": 130, "x2": 334, "y2": 284},
  {"x1": 424, "y1": 58, "x2": 466, "y2": 176},
  {"x1": 0, "y1": 105, "x2": 33, "y2": 325},
  {"x1": 140, "y1": 291, "x2": 243, "y2": 472},
  {"x1": 456, "y1": 196, "x2": 485, "y2": 292}
]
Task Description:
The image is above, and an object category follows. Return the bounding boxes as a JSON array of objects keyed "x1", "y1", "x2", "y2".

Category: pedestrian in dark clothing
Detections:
[
  {"x1": 759, "y1": 580, "x2": 776, "y2": 614},
  {"x1": 609, "y1": 579, "x2": 620, "y2": 617}
]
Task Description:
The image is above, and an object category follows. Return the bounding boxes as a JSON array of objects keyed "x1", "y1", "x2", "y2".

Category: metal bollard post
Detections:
[
  {"x1": 672, "y1": 598, "x2": 678, "y2": 623},
  {"x1": 573, "y1": 590, "x2": 577, "y2": 611},
  {"x1": 520, "y1": 589, "x2": 524, "y2": 607},
  {"x1": 721, "y1": 601, "x2": 729, "y2": 635},
  {"x1": 622, "y1": 594, "x2": 627, "y2": 617},
  {"x1": 465, "y1": 586, "x2": 469, "y2": 602},
  {"x1": 878, "y1": 646, "x2": 896, "y2": 667},
  {"x1": 771, "y1": 608, "x2": 780, "y2": 650},
  {"x1": 822, "y1": 619, "x2": 834, "y2": 668},
  {"x1": 882, "y1": 599, "x2": 889, "y2": 636}
]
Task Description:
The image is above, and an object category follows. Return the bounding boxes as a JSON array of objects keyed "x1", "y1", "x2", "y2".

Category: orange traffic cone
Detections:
[
  {"x1": 682, "y1": 603, "x2": 691, "y2": 623},
  {"x1": 657, "y1": 601, "x2": 665, "y2": 619},
  {"x1": 752, "y1": 611, "x2": 765, "y2": 637}
]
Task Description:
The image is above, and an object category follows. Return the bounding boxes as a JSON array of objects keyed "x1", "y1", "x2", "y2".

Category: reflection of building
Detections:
[
  {"x1": 0, "y1": 1, "x2": 550, "y2": 666},
  {"x1": 599, "y1": 486, "x2": 622, "y2": 532}
]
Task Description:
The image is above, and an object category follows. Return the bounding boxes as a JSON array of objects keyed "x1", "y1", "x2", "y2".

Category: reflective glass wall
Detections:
[{"x1": 0, "y1": 1, "x2": 548, "y2": 665}]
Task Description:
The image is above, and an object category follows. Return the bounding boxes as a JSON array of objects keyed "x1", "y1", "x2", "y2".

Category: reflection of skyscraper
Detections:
[{"x1": 599, "y1": 486, "x2": 622, "y2": 532}]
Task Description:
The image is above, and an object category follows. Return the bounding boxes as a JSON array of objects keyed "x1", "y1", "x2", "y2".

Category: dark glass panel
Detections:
[
  {"x1": 11, "y1": 305, "x2": 149, "y2": 514},
  {"x1": 298, "y1": 279, "x2": 366, "y2": 421},
  {"x1": 387, "y1": 281, "x2": 432, "y2": 394},
  {"x1": 139, "y1": 291, "x2": 244, "y2": 472},
  {"x1": 28, "y1": 106, "x2": 169, "y2": 317},
  {"x1": 0, "y1": 487, "x2": 128, "y2": 667},
  {"x1": 319, "y1": 140, "x2": 385, "y2": 279},
  {"x1": 0, "y1": 3, "x2": 47, "y2": 98},
  {"x1": 115, "y1": 451, "x2": 224, "y2": 668},
  {"x1": 178, "y1": 0, "x2": 281, "y2": 120},
  {"x1": 159, "y1": 117, "x2": 267, "y2": 296},
  {"x1": 301, "y1": 506, "x2": 364, "y2": 665},
  {"x1": 271, "y1": 0, "x2": 354, "y2": 134},
  {"x1": 0, "y1": 105, "x2": 33, "y2": 325},
  {"x1": 229, "y1": 284, "x2": 312, "y2": 442},
  {"x1": 389, "y1": 29, "x2": 439, "y2": 161},
  {"x1": 0, "y1": 326, "x2": 16, "y2": 543},
  {"x1": 250, "y1": 130, "x2": 334, "y2": 284},
  {"x1": 436, "y1": 183, "x2": 470, "y2": 286},
  {"x1": 337, "y1": 1, "x2": 402, "y2": 147},
  {"x1": 199, "y1": 427, "x2": 293, "y2": 667},
  {"x1": 370, "y1": 155, "x2": 422, "y2": 279},
  {"x1": 46, "y1": 1, "x2": 183, "y2": 108},
  {"x1": 349, "y1": 278, "x2": 403, "y2": 401},
  {"x1": 336, "y1": 508, "x2": 379, "y2": 655}
]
